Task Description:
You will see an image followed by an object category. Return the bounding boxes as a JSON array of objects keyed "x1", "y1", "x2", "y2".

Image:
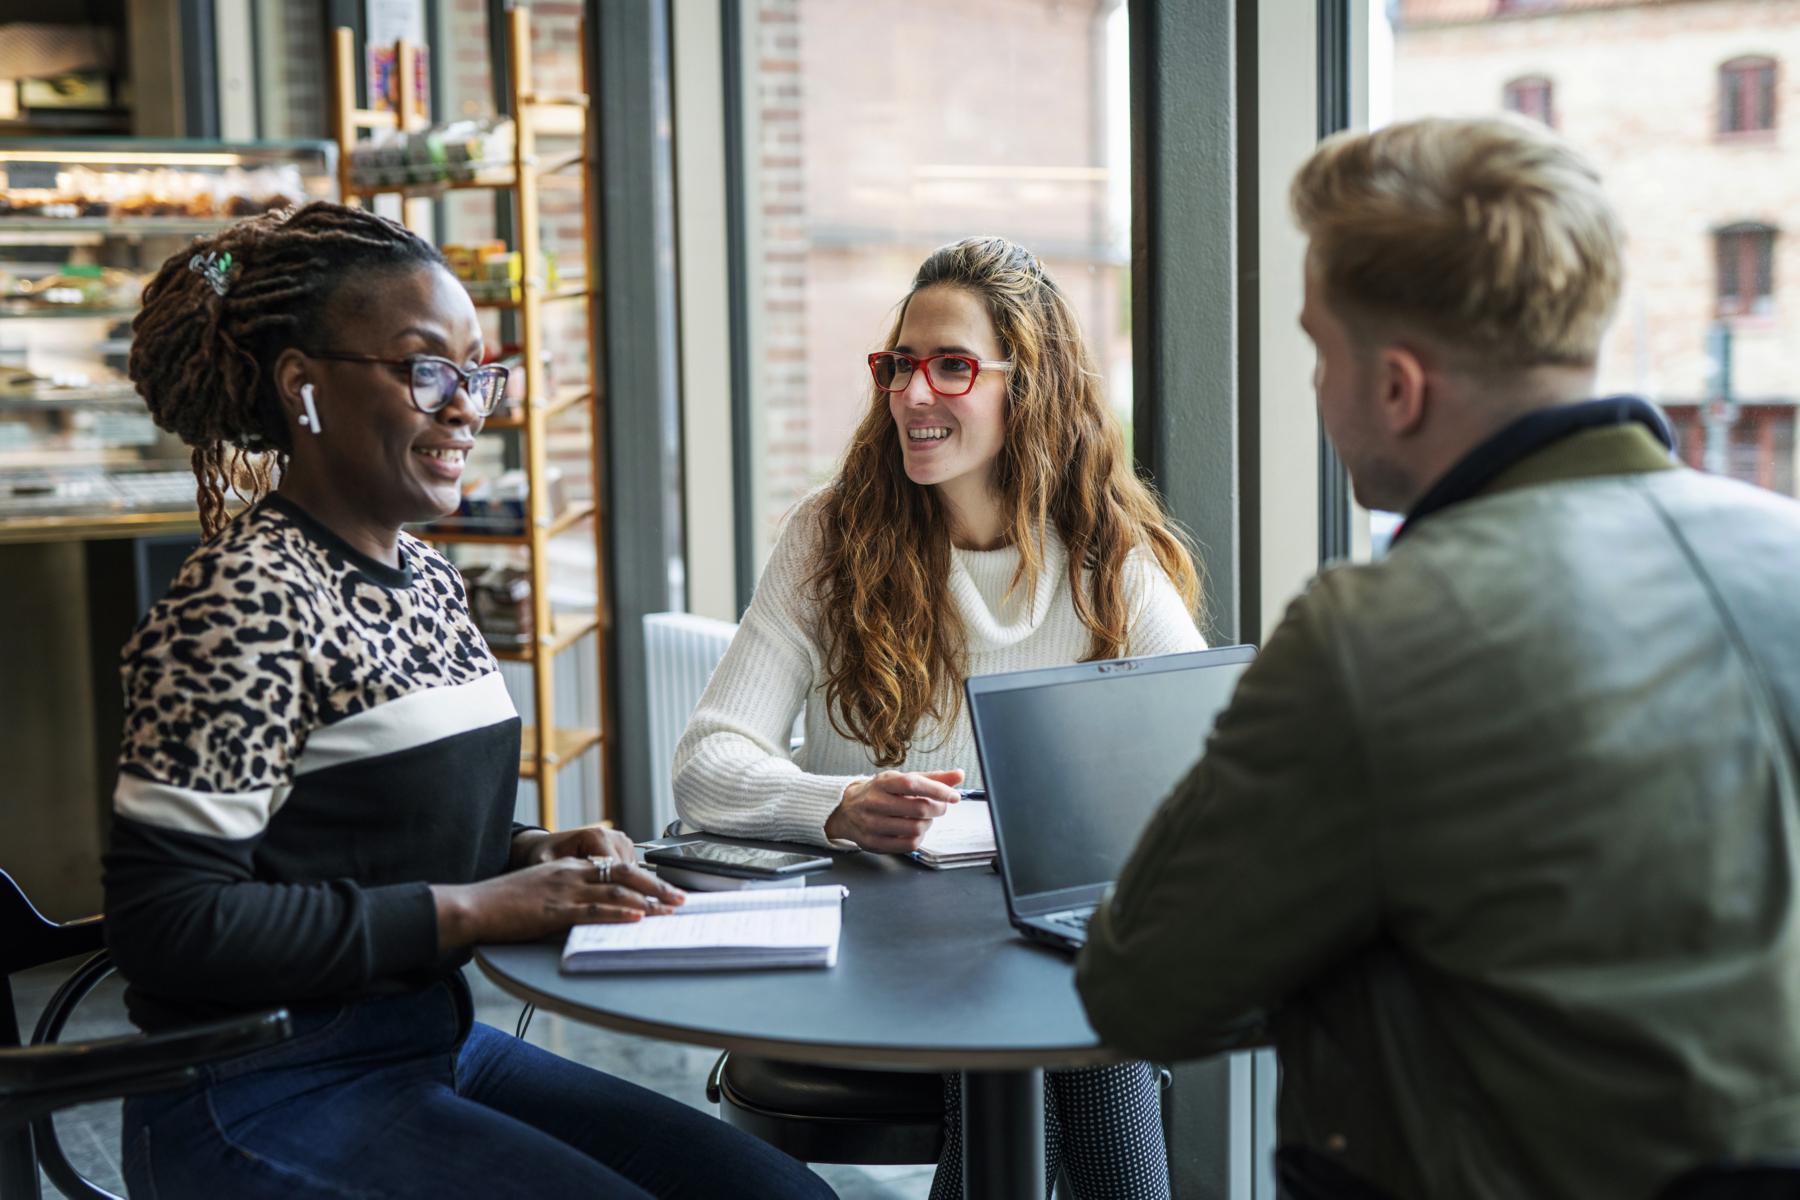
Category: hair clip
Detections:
[{"x1": 188, "y1": 251, "x2": 235, "y2": 297}]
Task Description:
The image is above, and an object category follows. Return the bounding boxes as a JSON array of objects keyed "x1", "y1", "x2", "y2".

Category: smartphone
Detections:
[{"x1": 643, "y1": 841, "x2": 833, "y2": 879}]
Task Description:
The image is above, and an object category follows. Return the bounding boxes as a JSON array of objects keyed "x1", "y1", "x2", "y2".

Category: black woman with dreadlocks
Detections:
[{"x1": 102, "y1": 203, "x2": 835, "y2": 1200}]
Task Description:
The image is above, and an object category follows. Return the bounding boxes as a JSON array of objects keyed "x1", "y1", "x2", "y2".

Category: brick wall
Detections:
[
  {"x1": 1394, "y1": 0, "x2": 1800, "y2": 492},
  {"x1": 268, "y1": 0, "x2": 326, "y2": 140},
  {"x1": 753, "y1": 0, "x2": 813, "y2": 542}
]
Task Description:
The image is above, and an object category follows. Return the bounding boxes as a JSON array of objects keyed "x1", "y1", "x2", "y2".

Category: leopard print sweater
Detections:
[
  {"x1": 104, "y1": 495, "x2": 524, "y2": 1031},
  {"x1": 117, "y1": 495, "x2": 501, "y2": 802}
]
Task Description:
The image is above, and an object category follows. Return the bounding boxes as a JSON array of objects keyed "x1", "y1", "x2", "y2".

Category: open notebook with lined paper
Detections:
[{"x1": 560, "y1": 885, "x2": 849, "y2": 973}]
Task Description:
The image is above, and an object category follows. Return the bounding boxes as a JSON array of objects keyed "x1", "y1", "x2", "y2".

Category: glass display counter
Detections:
[{"x1": 0, "y1": 139, "x2": 336, "y2": 541}]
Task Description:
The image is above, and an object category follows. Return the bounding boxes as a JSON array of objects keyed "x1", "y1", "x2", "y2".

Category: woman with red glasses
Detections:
[{"x1": 674, "y1": 236, "x2": 1204, "y2": 1199}]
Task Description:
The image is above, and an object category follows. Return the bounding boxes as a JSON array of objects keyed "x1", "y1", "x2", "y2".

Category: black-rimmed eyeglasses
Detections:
[{"x1": 307, "y1": 351, "x2": 509, "y2": 417}]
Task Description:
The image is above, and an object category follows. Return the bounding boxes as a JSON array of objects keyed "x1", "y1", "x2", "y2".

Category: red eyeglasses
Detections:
[{"x1": 867, "y1": 352, "x2": 1012, "y2": 397}]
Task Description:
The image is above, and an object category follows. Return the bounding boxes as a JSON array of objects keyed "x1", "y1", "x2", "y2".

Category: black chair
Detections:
[
  {"x1": 707, "y1": 1052, "x2": 946, "y2": 1165},
  {"x1": 1658, "y1": 1157, "x2": 1800, "y2": 1200},
  {"x1": 1, "y1": 870, "x2": 290, "y2": 1200}
]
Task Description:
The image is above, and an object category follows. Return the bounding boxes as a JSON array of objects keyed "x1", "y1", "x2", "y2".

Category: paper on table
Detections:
[
  {"x1": 915, "y1": 799, "x2": 996, "y2": 865},
  {"x1": 560, "y1": 885, "x2": 847, "y2": 972},
  {"x1": 565, "y1": 906, "x2": 840, "y2": 952}
]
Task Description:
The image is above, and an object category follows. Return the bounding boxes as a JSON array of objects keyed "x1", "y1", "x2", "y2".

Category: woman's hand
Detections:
[
  {"x1": 433, "y1": 828, "x2": 687, "y2": 949},
  {"x1": 509, "y1": 824, "x2": 637, "y2": 871},
  {"x1": 824, "y1": 769, "x2": 965, "y2": 854}
]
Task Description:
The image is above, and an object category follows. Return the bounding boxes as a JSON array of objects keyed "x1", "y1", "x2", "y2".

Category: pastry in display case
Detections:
[
  {"x1": 0, "y1": 139, "x2": 336, "y2": 537},
  {"x1": 0, "y1": 139, "x2": 335, "y2": 228}
]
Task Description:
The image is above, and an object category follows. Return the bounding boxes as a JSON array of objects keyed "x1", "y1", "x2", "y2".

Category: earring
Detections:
[{"x1": 299, "y1": 383, "x2": 323, "y2": 435}]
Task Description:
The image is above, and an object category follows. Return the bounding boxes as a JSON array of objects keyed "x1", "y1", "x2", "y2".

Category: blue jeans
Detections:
[{"x1": 120, "y1": 974, "x2": 834, "y2": 1200}]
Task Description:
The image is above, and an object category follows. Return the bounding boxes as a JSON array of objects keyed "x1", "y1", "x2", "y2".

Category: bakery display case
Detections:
[
  {"x1": 0, "y1": 139, "x2": 336, "y2": 541},
  {"x1": 0, "y1": 139, "x2": 335, "y2": 231}
]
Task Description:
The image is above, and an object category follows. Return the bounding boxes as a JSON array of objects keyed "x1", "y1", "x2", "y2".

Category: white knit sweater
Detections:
[{"x1": 672, "y1": 501, "x2": 1206, "y2": 848}]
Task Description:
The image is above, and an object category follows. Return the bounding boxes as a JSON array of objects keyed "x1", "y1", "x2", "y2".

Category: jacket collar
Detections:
[{"x1": 1393, "y1": 396, "x2": 1675, "y2": 545}]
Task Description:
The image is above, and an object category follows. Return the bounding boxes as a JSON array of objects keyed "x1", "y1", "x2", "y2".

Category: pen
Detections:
[{"x1": 959, "y1": 789, "x2": 986, "y2": 800}]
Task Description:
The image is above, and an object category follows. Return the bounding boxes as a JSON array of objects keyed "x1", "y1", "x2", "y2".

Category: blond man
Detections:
[{"x1": 1078, "y1": 116, "x2": 1800, "y2": 1199}]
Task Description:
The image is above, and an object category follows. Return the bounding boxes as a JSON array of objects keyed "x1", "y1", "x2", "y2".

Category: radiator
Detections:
[{"x1": 643, "y1": 612, "x2": 740, "y2": 836}]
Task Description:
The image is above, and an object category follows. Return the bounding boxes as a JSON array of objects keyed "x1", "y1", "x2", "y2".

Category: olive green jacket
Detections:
[{"x1": 1077, "y1": 422, "x2": 1800, "y2": 1199}]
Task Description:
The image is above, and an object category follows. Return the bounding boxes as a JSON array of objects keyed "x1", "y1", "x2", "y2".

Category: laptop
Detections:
[{"x1": 965, "y1": 646, "x2": 1256, "y2": 952}]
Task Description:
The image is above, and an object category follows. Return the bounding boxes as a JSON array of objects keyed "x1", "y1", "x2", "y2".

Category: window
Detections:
[
  {"x1": 1666, "y1": 404, "x2": 1797, "y2": 495},
  {"x1": 1503, "y1": 76, "x2": 1554, "y2": 126},
  {"x1": 1719, "y1": 57, "x2": 1777, "y2": 136},
  {"x1": 1717, "y1": 224, "x2": 1776, "y2": 317},
  {"x1": 732, "y1": 0, "x2": 1132, "y2": 573}
]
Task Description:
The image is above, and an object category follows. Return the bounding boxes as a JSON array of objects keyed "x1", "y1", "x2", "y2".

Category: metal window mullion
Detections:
[
  {"x1": 1316, "y1": 0, "x2": 1353, "y2": 567},
  {"x1": 720, "y1": 0, "x2": 756, "y2": 618},
  {"x1": 594, "y1": 0, "x2": 687, "y2": 839},
  {"x1": 1130, "y1": 0, "x2": 1248, "y2": 645}
]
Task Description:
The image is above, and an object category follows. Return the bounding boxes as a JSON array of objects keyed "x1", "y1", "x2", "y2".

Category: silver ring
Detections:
[{"x1": 588, "y1": 855, "x2": 619, "y2": 883}]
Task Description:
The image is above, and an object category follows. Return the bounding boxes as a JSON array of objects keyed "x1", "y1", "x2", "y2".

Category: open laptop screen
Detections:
[{"x1": 967, "y1": 647, "x2": 1254, "y2": 904}]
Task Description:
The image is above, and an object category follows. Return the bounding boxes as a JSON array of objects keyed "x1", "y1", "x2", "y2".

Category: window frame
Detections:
[
  {"x1": 1715, "y1": 222, "x2": 1778, "y2": 319},
  {"x1": 1718, "y1": 56, "x2": 1778, "y2": 140},
  {"x1": 1502, "y1": 75, "x2": 1554, "y2": 127}
]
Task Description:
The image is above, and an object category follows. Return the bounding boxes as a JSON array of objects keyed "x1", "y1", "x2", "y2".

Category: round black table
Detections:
[{"x1": 475, "y1": 834, "x2": 1116, "y2": 1200}]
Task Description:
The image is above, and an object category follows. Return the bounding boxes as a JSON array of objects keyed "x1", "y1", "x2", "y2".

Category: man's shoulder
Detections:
[
  {"x1": 1293, "y1": 466, "x2": 1800, "y2": 692},
  {"x1": 1420, "y1": 464, "x2": 1800, "y2": 543},
  {"x1": 1400, "y1": 465, "x2": 1800, "y2": 588}
]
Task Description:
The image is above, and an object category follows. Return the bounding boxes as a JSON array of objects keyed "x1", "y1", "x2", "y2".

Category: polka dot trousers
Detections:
[{"x1": 928, "y1": 1062, "x2": 1170, "y2": 1200}]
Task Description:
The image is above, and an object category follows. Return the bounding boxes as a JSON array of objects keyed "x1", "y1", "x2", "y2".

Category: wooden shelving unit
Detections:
[{"x1": 331, "y1": 11, "x2": 610, "y2": 831}]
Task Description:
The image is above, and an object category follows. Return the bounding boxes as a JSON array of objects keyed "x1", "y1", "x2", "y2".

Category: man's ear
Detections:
[{"x1": 1376, "y1": 343, "x2": 1430, "y2": 437}]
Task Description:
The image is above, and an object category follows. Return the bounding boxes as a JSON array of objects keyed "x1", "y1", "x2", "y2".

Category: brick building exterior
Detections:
[{"x1": 1394, "y1": 0, "x2": 1800, "y2": 496}]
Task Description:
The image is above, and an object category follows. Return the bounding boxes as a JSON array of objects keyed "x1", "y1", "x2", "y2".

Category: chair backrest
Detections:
[
  {"x1": 643, "y1": 613, "x2": 740, "y2": 835},
  {"x1": 0, "y1": 869, "x2": 105, "y2": 1067},
  {"x1": 0, "y1": 871, "x2": 103, "y2": 984}
]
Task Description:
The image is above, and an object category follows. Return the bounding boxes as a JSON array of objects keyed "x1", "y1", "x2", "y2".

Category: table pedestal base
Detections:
[{"x1": 961, "y1": 1068, "x2": 1045, "y2": 1200}]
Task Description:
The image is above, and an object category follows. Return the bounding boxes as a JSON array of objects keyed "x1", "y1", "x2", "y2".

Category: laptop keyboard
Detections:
[{"x1": 1045, "y1": 908, "x2": 1096, "y2": 934}]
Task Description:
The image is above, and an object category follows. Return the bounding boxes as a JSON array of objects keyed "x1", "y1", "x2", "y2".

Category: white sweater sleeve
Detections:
[
  {"x1": 1124, "y1": 548, "x2": 1208, "y2": 656},
  {"x1": 672, "y1": 508, "x2": 863, "y2": 848}
]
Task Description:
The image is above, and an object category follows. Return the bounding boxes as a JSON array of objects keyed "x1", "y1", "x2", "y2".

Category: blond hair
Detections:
[{"x1": 1291, "y1": 115, "x2": 1622, "y2": 367}]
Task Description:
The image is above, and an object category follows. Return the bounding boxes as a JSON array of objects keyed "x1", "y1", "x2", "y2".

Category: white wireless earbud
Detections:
[{"x1": 299, "y1": 383, "x2": 323, "y2": 435}]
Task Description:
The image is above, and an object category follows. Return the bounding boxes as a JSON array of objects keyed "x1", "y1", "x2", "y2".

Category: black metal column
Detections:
[
  {"x1": 1129, "y1": 0, "x2": 1249, "y2": 645},
  {"x1": 961, "y1": 1069, "x2": 1046, "y2": 1200},
  {"x1": 1316, "y1": 0, "x2": 1354, "y2": 565},
  {"x1": 178, "y1": 0, "x2": 219, "y2": 138},
  {"x1": 720, "y1": 0, "x2": 756, "y2": 618},
  {"x1": 489, "y1": 0, "x2": 519, "y2": 471},
  {"x1": 323, "y1": 0, "x2": 365, "y2": 108},
  {"x1": 591, "y1": 0, "x2": 687, "y2": 839}
]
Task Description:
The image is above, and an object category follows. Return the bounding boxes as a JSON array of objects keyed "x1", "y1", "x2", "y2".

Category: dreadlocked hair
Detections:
[
  {"x1": 129, "y1": 202, "x2": 447, "y2": 536},
  {"x1": 809, "y1": 236, "x2": 1202, "y2": 767}
]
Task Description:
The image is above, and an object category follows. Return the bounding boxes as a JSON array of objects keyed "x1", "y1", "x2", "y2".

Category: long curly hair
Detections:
[
  {"x1": 809, "y1": 237, "x2": 1200, "y2": 767},
  {"x1": 129, "y1": 202, "x2": 445, "y2": 536}
]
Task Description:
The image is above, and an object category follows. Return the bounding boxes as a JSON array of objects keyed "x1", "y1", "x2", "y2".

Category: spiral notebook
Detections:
[{"x1": 560, "y1": 885, "x2": 848, "y2": 973}]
